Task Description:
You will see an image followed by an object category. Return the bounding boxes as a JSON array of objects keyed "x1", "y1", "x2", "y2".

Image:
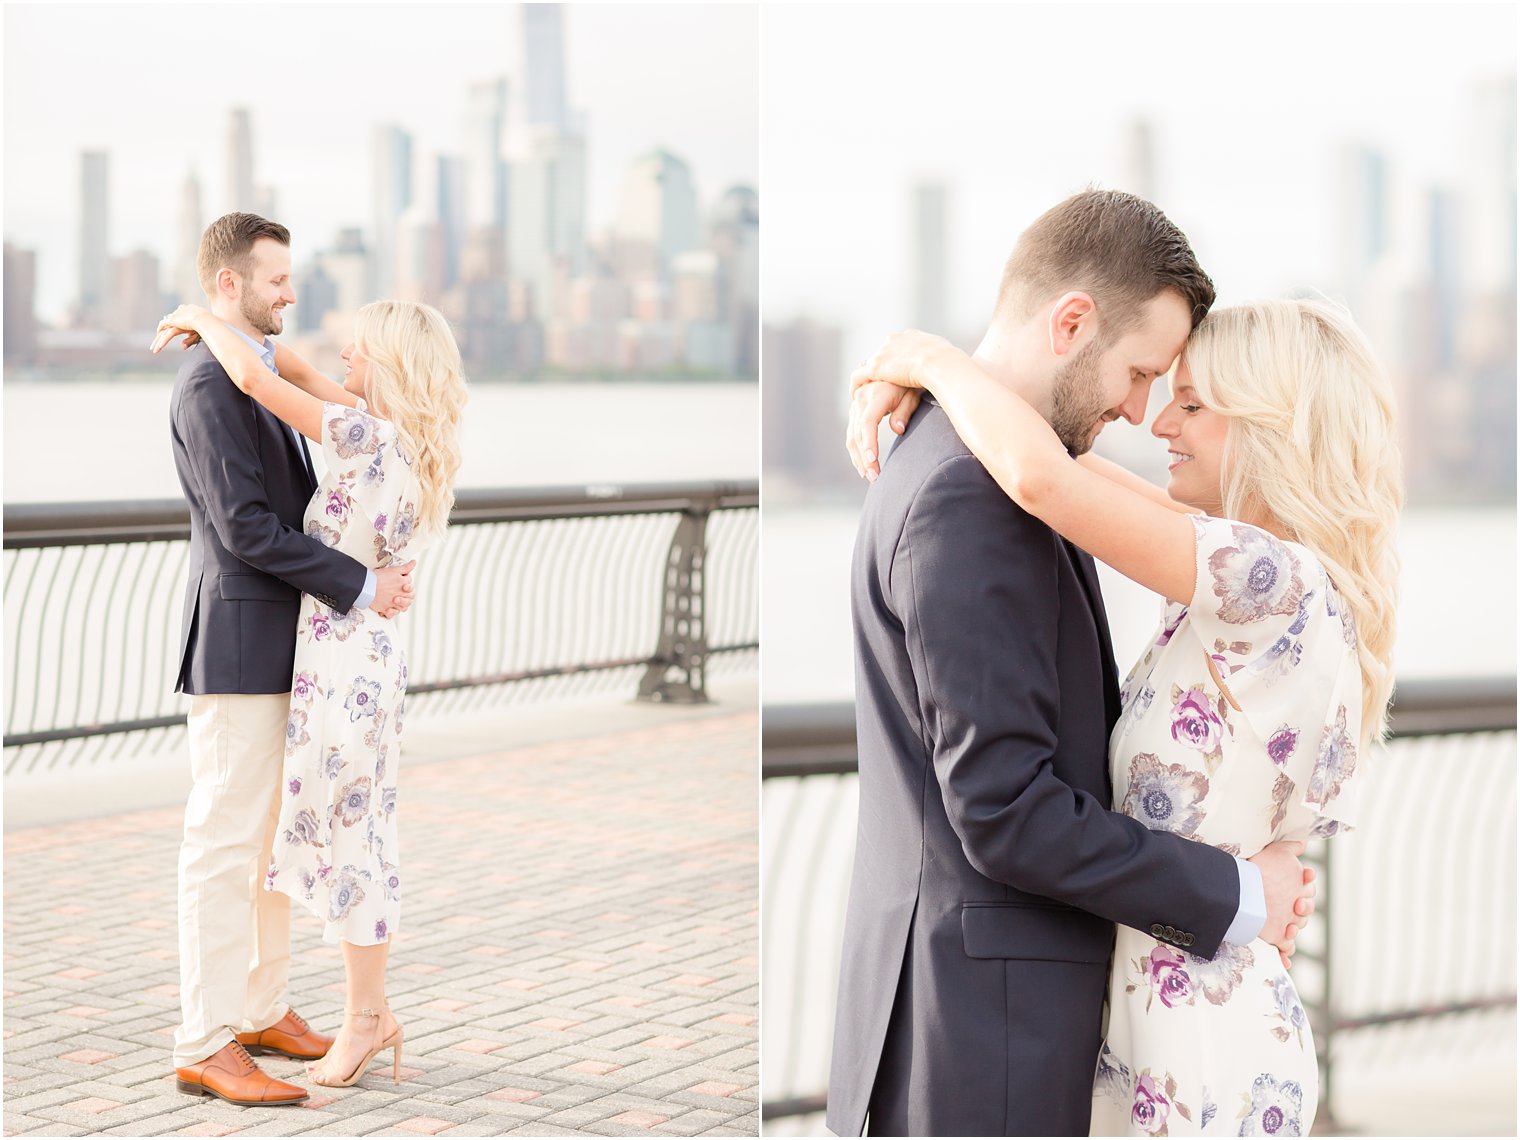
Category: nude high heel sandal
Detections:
[{"x1": 307, "y1": 1007, "x2": 404, "y2": 1087}]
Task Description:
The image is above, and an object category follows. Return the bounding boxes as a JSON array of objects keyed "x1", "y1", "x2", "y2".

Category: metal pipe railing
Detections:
[{"x1": 3, "y1": 481, "x2": 758, "y2": 766}]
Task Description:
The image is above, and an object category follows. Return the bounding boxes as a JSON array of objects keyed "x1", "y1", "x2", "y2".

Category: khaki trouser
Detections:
[{"x1": 173, "y1": 693, "x2": 292, "y2": 1067}]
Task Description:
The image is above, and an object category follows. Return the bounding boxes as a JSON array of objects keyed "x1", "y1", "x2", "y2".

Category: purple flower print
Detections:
[
  {"x1": 345, "y1": 679, "x2": 382, "y2": 722},
  {"x1": 327, "y1": 870, "x2": 366, "y2": 922},
  {"x1": 1170, "y1": 686, "x2": 1225, "y2": 755},
  {"x1": 1146, "y1": 946, "x2": 1194, "y2": 1009},
  {"x1": 362, "y1": 453, "x2": 386, "y2": 486},
  {"x1": 1308, "y1": 704, "x2": 1357, "y2": 808},
  {"x1": 1131, "y1": 1072, "x2": 1172, "y2": 1135},
  {"x1": 324, "y1": 489, "x2": 349, "y2": 524},
  {"x1": 311, "y1": 611, "x2": 331, "y2": 640},
  {"x1": 380, "y1": 862, "x2": 401, "y2": 901},
  {"x1": 329, "y1": 408, "x2": 380, "y2": 459},
  {"x1": 1266, "y1": 726, "x2": 1299, "y2": 767},
  {"x1": 336, "y1": 776, "x2": 372, "y2": 827},
  {"x1": 374, "y1": 513, "x2": 387, "y2": 533},
  {"x1": 1201, "y1": 519, "x2": 1306, "y2": 627},
  {"x1": 375, "y1": 918, "x2": 388, "y2": 940},
  {"x1": 1237, "y1": 1073, "x2": 1303, "y2": 1136},
  {"x1": 287, "y1": 776, "x2": 302, "y2": 796},
  {"x1": 381, "y1": 785, "x2": 397, "y2": 816},
  {"x1": 292, "y1": 671, "x2": 316, "y2": 702}
]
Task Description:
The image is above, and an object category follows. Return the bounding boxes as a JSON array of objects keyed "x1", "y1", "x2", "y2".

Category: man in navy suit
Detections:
[
  {"x1": 167, "y1": 213, "x2": 415, "y2": 1106},
  {"x1": 829, "y1": 191, "x2": 1312, "y2": 1136}
]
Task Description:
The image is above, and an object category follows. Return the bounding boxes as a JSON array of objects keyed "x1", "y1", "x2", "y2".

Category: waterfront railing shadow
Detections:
[
  {"x1": 760, "y1": 683, "x2": 1517, "y2": 1135},
  {"x1": 3, "y1": 480, "x2": 757, "y2": 776}
]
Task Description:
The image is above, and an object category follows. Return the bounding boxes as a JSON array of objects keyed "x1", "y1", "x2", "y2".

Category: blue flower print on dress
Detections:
[
  {"x1": 337, "y1": 776, "x2": 372, "y2": 827},
  {"x1": 1236, "y1": 1072, "x2": 1303, "y2": 1136},
  {"x1": 327, "y1": 607, "x2": 362, "y2": 642},
  {"x1": 1188, "y1": 940, "x2": 1255, "y2": 1006},
  {"x1": 381, "y1": 785, "x2": 397, "y2": 816},
  {"x1": 282, "y1": 807, "x2": 322, "y2": 848},
  {"x1": 1094, "y1": 1043, "x2": 1132, "y2": 1105},
  {"x1": 368, "y1": 630, "x2": 394, "y2": 664},
  {"x1": 1266, "y1": 976, "x2": 1309, "y2": 1047},
  {"x1": 324, "y1": 746, "x2": 345, "y2": 780},
  {"x1": 345, "y1": 679, "x2": 382, "y2": 721},
  {"x1": 1308, "y1": 704, "x2": 1357, "y2": 808},
  {"x1": 329, "y1": 407, "x2": 383, "y2": 459},
  {"x1": 327, "y1": 870, "x2": 366, "y2": 922},
  {"x1": 1202, "y1": 520, "x2": 1307, "y2": 628},
  {"x1": 1122, "y1": 753, "x2": 1210, "y2": 838},
  {"x1": 285, "y1": 709, "x2": 310, "y2": 755}
]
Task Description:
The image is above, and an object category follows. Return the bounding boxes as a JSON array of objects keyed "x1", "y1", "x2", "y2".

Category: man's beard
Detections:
[
  {"x1": 240, "y1": 290, "x2": 283, "y2": 336},
  {"x1": 1047, "y1": 338, "x2": 1111, "y2": 455}
]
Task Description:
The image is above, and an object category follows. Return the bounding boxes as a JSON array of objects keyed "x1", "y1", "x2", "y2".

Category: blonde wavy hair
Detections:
[
  {"x1": 354, "y1": 300, "x2": 469, "y2": 539},
  {"x1": 1182, "y1": 299, "x2": 1403, "y2": 746}
]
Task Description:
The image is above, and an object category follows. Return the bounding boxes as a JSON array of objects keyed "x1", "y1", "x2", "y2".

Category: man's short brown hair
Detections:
[
  {"x1": 196, "y1": 212, "x2": 290, "y2": 296},
  {"x1": 995, "y1": 189, "x2": 1215, "y2": 336}
]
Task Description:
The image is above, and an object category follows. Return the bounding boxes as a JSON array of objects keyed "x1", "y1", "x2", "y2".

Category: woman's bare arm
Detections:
[
  {"x1": 1076, "y1": 452, "x2": 1194, "y2": 515},
  {"x1": 851, "y1": 332, "x2": 1199, "y2": 605},
  {"x1": 272, "y1": 342, "x2": 359, "y2": 408}
]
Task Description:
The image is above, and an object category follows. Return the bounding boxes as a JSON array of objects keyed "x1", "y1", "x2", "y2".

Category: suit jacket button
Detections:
[
  {"x1": 1164, "y1": 926, "x2": 1177, "y2": 940},
  {"x1": 1150, "y1": 924, "x2": 1164, "y2": 938},
  {"x1": 1183, "y1": 933, "x2": 1195, "y2": 947}
]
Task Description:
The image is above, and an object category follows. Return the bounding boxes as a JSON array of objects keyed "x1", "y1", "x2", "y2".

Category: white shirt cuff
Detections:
[
  {"x1": 354, "y1": 569, "x2": 377, "y2": 611},
  {"x1": 1224, "y1": 856, "x2": 1267, "y2": 945}
]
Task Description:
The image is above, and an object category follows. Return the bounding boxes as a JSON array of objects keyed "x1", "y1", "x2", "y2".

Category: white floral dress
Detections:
[
  {"x1": 265, "y1": 401, "x2": 424, "y2": 946},
  {"x1": 1090, "y1": 515, "x2": 1364, "y2": 1137}
]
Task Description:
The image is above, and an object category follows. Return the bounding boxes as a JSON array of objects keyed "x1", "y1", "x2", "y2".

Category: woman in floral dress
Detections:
[
  {"x1": 846, "y1": 299, "x2": 1402, "y2": 1136},
  {"x1": 154, "y1": 300, "x2": 467, "y2": 1089}
]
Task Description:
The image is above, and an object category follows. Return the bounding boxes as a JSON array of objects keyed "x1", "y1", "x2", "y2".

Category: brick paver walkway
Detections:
[{"x1": 3, "y1": 712, "x2": 758, "y2": 1137}]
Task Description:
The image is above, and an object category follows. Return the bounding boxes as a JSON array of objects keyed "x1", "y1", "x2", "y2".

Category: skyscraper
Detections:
[
  {"x1": 372, "y1": 124, "x2": 414, "y2": 297},
  {"x1": 711, "y1": 185, "x2": 759, "y2": 377},
  {"x1": 4, "y1": 243, "x2": 38, "y2": 365},
  {"x1": 909, "y1": 181, "x2": 948, "y2": 333},
  {"x1": 463, "y1": 78, "x2": 509, "y2": 234},
  {"x1": 1334, "y1": 144, "x2": 1388, "y2": 318},
  {"x1": 227, "y1": 108, "x2": 255, "y2": 212},
  {"x1": 77, "y1": 150, "x2": 110, "y2": 329},
  {"x1": 434, "y1": 154, "x2": 467, "y2": 291},
  {"x1": 521, "y1": 4, "x2": 569, "y2": 131},
  {"x1": 108, "y1": 249, "x2": 163, "y2": 335},
  {"x1": 177, "y1": 169, "x2": 203, "y2": 304},
  {"x1": 615, "y1": 150, "x2": 699, "y2": 281},
  {"x1": 508, "y1": 125, "x2": 586, "y2": 319}
]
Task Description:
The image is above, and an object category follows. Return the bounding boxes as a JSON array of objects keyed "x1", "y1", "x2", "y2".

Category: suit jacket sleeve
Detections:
[
  {"x1": 177, "y1": 360, "x2": 367, "y2": 612},
  {"x1": 895, "y1": 454, "x2": 1240, "y2": 957}
]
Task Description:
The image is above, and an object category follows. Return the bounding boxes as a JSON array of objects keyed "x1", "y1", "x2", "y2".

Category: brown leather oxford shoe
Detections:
[
  {"x1": 236, "y1": 1008, "x2": 333, "y2": 1061},
  {"x1": 175, "y1": 1040, "x2": 308, "y2": 1106}
]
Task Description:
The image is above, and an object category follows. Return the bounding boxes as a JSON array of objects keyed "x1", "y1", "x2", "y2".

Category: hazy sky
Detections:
[
  {"x1": 763, "y1": 3, "x2": 1516, "y2": 369},
  {"x1": 4, "y1": 2, "x2": 759, "y2": 322}
]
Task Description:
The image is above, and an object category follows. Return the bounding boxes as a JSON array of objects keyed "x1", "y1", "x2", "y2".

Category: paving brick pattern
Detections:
[{"x1": 3, "y1": 713, "x2": 758, "y2": 1137}]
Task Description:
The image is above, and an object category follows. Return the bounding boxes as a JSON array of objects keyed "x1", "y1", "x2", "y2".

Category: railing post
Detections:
[{"x1": 638, "y1": 503, "x2": 710, "y2": 703}]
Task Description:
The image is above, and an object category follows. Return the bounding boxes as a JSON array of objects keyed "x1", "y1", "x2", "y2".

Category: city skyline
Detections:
[{"x1": 3, "y1": 3, "x2": 758, "y2": 325}]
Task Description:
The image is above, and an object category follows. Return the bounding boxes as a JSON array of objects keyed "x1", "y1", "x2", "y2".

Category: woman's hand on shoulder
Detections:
[
  {"x1": 150, "y1": 304, "x2": 212, "y2": 354},
  {"x1": 845, "y1": 329, "x2": 965, "y2": 481}
]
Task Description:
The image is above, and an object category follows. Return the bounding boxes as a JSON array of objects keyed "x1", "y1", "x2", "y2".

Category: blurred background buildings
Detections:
[{"x1": 3, "y1": 4, "x2": 758, "y2": 382}]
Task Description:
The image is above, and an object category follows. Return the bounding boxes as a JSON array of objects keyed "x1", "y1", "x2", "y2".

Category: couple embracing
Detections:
[
  {"x1": 158, "y1": 212, "x2": 468, "y2": 1105},
  {"x1": 831, "y1": 190, "x2": 1401, "y2": 1136}
]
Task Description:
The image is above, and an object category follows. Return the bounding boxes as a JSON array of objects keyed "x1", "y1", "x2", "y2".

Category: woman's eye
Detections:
[{"x1": 1181, "y1": 404, "x2": 1202, "y2": 413}]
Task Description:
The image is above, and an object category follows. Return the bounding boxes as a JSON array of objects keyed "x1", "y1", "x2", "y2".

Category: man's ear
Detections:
[
  {"x1": 1047, "y1": 291, "x2": 1096, "y2": 358},
  {"x1": 215, "y1": 266, "x2": 239, "y2": 301}
]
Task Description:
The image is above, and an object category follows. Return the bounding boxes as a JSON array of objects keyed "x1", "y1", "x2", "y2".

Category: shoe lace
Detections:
[{"x1": 228, "y1": 1041, "x2": 257, "y2": 1073}]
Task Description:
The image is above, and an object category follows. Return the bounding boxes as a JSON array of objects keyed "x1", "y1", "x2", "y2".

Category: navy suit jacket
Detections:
[
  {"x1": 169, "y1": 342, "x2": 366, "y2": 695},
  {"x1": 827, "y1": 400, "x2": 1240, "y2": 1137}
]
